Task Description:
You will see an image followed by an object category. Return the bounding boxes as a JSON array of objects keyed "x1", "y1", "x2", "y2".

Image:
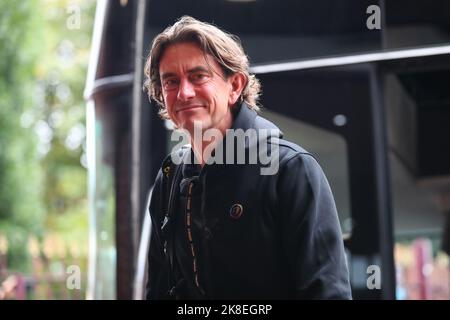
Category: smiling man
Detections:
[
  {"x1": 143, "y1": 16, "x2": 351, "y2": 300},
  {"x1": 158, "y1": 41, "x2": 245, "y2": 166},
  {"x1": 159, "y1": 43, "x2": 240, "y2": 132}
]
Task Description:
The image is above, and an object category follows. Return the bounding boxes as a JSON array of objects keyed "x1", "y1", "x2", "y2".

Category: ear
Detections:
[{"x1": 228, "y1": 72, "x2": 247, "y2": 106}]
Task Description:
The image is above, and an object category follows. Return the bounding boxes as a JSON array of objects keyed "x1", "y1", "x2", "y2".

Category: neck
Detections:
[
  {"x1": 191, "y1": 140, "x2": 214, "y2": 168},
  {"x1": 189, "y1": 111, "x2": 234, "y2": 167}
]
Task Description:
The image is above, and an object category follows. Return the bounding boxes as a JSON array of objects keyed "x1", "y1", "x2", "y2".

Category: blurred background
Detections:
[
  {"x1": 1, "y1": 0, "x2": 450, "y2": 300},
  {"x1": 0, "y1": 0, "x2": 94, "y2": 299}
]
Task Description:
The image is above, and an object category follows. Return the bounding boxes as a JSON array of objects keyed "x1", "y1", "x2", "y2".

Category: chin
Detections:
[{"x1": 184, "y1": 117, "x2": 210, "y2": 130}]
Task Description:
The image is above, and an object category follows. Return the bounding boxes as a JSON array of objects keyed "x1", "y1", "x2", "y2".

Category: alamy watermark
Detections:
[
  {"x1": 66, "y1": 265, "x2": 81, "y2": 290},
  {"x1": 366, "y1": 5, "x2": 381, "y2": 30},
  {"x1": 170, "y1": 121, "x2": 280, "y2": 175},
  {"x1": 66, "y1": 3, "x2": 81, "y2": 30},
  {"x1": 367, "y1": 264, "x2": 381, "y2": 290}
]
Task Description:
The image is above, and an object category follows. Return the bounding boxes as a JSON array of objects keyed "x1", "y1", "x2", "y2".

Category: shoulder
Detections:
[
  {"x1": 275, "y1": 139, "x2": 328, "y2": 187},
  {"x1": 158, "y1": 144, "x2": 191, "y2": 179},
  {"x1": 152, "y1": 145, "x2": 188, "y2": 197},
  {"x1": 277, "y1": 139, "x2": 318, "y2": 167}
]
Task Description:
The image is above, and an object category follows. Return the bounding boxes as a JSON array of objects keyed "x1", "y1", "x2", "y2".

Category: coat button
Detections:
[{"x1": 229, "y1": 204, "x2": 243, "y2": 219}]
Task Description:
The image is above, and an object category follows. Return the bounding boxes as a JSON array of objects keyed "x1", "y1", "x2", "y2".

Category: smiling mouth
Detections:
[{"x1": 176, "y1": 105, "x2": 204, "y2": 113}]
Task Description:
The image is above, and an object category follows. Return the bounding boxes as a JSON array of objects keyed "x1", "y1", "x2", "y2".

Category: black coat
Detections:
[{"x1": 146, "y1": 103, "x2": 352, "y2": 299}]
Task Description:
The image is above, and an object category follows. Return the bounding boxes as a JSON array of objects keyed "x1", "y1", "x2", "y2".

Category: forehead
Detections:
[{"x1": 159, "y1": 42, "x2": 220, "y2": 73}]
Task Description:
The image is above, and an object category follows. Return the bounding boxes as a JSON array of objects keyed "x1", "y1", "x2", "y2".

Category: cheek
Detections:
[
  {"x1": 163, "y1": 91, "x2": 171, "y2": 103},
  {"x1": 164, "y1": 92, "x2": 175, "y2": 108},
  {"x1": 206, "y1": 87, "x2": 227, "y2": 105},
  {"x1": 163, "y1": 94, "x2": 177, "y2": 118}
]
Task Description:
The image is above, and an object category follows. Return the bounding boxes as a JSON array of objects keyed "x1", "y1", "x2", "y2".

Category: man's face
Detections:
[{"x1": 159, "y1": 42, "x2": 238, "y2": 133}]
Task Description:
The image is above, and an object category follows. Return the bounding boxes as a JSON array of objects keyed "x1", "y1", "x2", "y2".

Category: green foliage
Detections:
[
  {"x1": 34, "y1": 0, "x2": 95, "y2": 244},
  {"x1": 0, "y1": 0, "x2": 45, "y2": 272},
  {"x1": 0, "y1": 0, "x2": 96, "y2": 274}
]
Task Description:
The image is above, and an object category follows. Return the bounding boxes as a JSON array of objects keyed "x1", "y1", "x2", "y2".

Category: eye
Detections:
[
  {"x1": 191, "y1": 73, "x2": 208, "y2": 83},
  {"x1": 162, "y1": 78, "x2": 179, "y2": 90}
]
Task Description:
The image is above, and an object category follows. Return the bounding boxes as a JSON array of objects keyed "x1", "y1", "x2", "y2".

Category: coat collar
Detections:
[{"x1": 180, "y1": 102, "x2": 282, "y2": 178}]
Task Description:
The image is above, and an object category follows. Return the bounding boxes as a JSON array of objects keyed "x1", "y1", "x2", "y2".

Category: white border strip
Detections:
[
  {"x1": 133, "y1": 187, "x2": 153, "y2": 300},
  {"x1": 84, "y1": 0, "x2": 109, "y2": 100},
  {"x1": 250, "y1": 45, "x2": 450, "y2": 74},
  {"x1": 86, "y1": 100, "x2": 97, "y2": 300},
  {"x1": 131, "y1": 0, "x2": 147, "y2": 275}
]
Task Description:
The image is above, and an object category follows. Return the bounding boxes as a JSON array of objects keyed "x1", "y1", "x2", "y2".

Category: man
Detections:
[{"x1": 143, "y1": 16, "x2": 351, "y2": 299}]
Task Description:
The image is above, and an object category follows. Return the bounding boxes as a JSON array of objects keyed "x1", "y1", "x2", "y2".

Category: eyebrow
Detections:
[{"x1": 160, "y1": 66, "x2": 212, "y2": 80}]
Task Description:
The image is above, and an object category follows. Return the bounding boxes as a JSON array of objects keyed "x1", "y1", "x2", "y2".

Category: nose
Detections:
[{"x1": 177, "y1": 78, "x2": 195, "y2": 101}]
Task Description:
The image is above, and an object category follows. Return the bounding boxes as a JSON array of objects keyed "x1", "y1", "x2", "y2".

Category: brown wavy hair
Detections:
[{"x1": 143, "y1": 16, "x2": 261, "y2": 119}]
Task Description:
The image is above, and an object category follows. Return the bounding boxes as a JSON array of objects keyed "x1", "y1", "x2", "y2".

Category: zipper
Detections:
[
  {"x1": 199, "y1": 172, "x2": 214, "y2": 299},
  {"x1": 185, "y1": 180, "x2": 205, "y2": 295}
]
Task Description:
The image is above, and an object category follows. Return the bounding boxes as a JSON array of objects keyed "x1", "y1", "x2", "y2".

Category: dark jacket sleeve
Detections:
[
  {"x1": 277, "y1": 153, "x2": 352, "y2": 299},
  {"x1": 146, "y1": 170, "x2": 170, "y2": 299}
]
